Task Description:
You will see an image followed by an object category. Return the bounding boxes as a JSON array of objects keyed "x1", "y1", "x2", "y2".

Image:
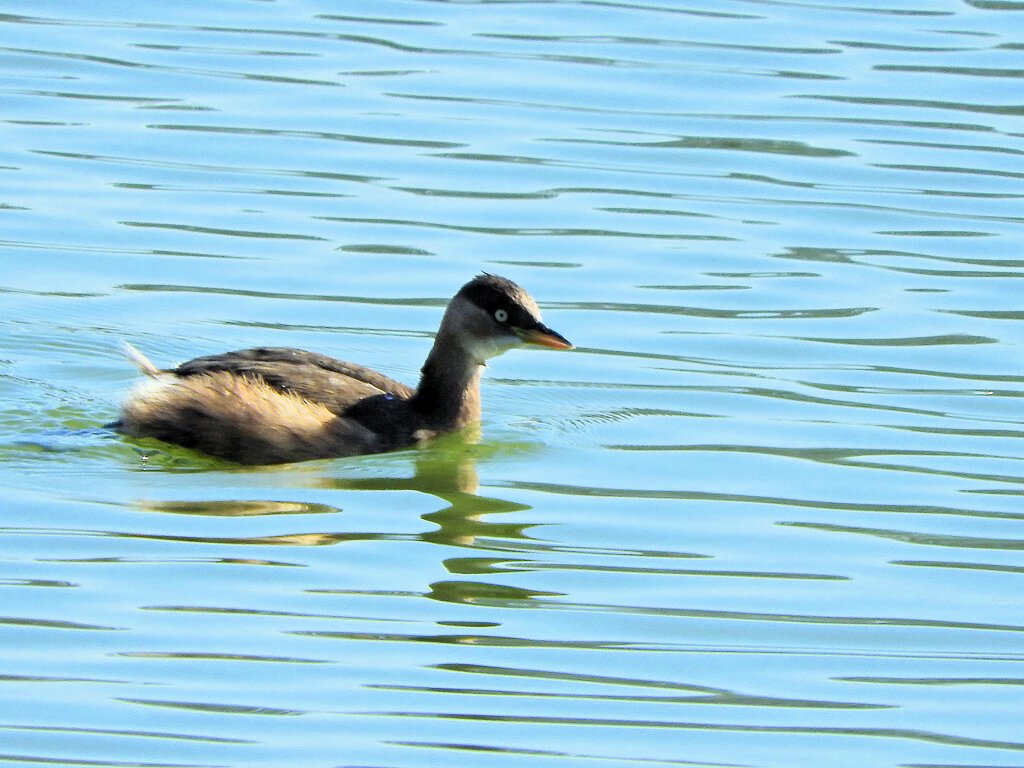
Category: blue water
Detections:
[{"x1": 2, "y1": 1, "x2": 1023, "y2": 767}]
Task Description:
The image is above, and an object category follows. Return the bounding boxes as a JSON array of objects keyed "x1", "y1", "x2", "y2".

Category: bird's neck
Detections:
[{"x1": 411, "y1": 330, "x2": 483, "y2": 431}]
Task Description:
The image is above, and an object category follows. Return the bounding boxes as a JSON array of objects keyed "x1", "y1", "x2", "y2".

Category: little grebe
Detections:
[{"x1": 112, "y1": 274, "x2": 572, "y2": 464}]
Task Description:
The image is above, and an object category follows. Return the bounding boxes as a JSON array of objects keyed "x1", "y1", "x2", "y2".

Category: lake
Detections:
[{"x1": 1, "y1": 1, "x2": 1023, "y2": 767}]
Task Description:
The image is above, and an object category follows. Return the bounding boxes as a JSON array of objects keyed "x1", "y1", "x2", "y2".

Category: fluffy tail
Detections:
[{"x1": 121, "y1": 342, "x2": 162, "y2": 377}]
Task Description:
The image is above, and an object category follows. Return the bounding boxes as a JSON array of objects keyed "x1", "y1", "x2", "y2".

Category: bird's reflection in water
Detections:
[{"x1": 136, "y1": 427, "x2": 538, "y2": 558}]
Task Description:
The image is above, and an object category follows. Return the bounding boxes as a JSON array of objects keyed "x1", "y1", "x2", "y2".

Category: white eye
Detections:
[{"x1": 494, "y1": 308, "x2": 508, "y2": 323}]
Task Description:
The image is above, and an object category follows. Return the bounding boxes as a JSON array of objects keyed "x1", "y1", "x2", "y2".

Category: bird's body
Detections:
[{"x1": 113, "y1": 274, "x2": 571, "y2": 464}]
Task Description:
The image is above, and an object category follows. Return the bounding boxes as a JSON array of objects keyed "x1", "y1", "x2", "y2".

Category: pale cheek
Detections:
[{"x1": 465, "y1": 334, "x2": 518, "y2": 363}]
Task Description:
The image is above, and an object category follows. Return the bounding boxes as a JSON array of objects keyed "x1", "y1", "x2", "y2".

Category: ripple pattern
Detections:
[{"x1": 2, "y1": 1, "x2": 1024, "y2": 768}]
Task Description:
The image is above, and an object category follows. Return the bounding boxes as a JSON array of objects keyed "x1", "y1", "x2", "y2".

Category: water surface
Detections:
[{"x1": 2, "y1": 1, "x2": 1023, "y2": 767}]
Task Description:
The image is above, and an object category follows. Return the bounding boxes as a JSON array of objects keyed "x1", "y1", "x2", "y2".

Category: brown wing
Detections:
[{"x1": 170, "y1": 347, "x2": 415, "y2": 415}]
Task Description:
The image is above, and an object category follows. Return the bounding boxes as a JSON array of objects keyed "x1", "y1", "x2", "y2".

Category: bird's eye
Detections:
[{"x1": 494, "y1": 308, "x2": 508, "y2": 323}]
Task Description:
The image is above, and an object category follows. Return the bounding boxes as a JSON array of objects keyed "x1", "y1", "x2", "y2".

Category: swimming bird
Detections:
[{"x1": 112, "y1": 274, "x2": 572, "y2": 465}]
